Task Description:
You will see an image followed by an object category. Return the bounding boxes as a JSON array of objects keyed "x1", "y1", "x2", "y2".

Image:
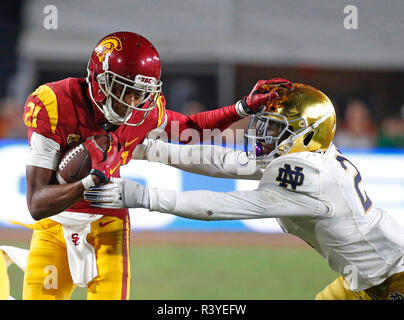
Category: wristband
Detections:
[
  {"x1": 89, "y1": 169, "x2": 109, "y2": 184},
  {"x1": 240, "y1": 98, "x2": 255, "y2": 115},
  {"x1": 81, "y1": 175, "x2": 96, "y2": 190},
  {"x1": 235, "y1": 100, "x2": 249, "y2": 118}
]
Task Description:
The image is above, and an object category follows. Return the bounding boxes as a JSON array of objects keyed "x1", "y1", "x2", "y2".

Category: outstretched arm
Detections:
[
  {"x1": 162, "y1": 79, "x2": 292, "y2": 143},
  {"x1": 132, "y1": 139, "x2": 264, "y2": 180},
  {"x1": 148, "y1": 186, "x2": 327, "y2": 220},
  {"x1": 83, "y1": 178, "x2": 328, "y2": 220}
]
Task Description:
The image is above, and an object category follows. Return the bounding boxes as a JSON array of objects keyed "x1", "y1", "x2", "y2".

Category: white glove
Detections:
[
  {"x1": 83, "y1": 177, "x2": 150, "y2": 209},
  {"x1": 131, "y1": 138, "x2": 150, "y2": 160}
]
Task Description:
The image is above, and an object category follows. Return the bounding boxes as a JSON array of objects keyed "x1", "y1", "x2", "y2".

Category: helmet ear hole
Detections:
[{"x1": 303, "y1": 131, "x2": 314, "y2": 146}]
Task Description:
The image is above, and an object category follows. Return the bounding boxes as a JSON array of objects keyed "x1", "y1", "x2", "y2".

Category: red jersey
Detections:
[{"x1": 23, "y1": 77, "x2": 242, "y2": 219}]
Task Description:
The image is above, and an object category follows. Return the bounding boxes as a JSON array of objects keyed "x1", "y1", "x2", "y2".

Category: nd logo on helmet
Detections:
[{"x1": 95, "y1": 36, "x2": 123, "y2": 62}]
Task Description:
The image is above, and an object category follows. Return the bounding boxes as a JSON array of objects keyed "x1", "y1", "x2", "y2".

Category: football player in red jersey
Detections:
[{"x1": 21, "y1": 31, "x2": 287, "y2": 299}]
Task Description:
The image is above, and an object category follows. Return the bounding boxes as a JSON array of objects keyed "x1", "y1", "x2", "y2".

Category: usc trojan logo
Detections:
[
  {"x1": 66, "y1": 133, "x2": 80, "y2": 145},
  {"x1": 71, "y1": 233, "x2": 80, "y2": 246},
  {"x1": 95, "y1": 36, "x2": 123, "y2": 62}
]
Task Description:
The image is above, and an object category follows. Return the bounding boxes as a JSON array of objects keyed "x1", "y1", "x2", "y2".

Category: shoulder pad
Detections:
[
  {"x1": 260, "y1": 153, "x2": 321, "y2": 194},
  {"x1": 24, "y1": 84, "x2": 59, "y2": 135}
]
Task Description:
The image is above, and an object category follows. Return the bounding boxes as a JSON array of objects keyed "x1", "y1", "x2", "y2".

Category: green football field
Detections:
[{"x1": 5, "y1": 238, "x2": 339, "y2": 300}]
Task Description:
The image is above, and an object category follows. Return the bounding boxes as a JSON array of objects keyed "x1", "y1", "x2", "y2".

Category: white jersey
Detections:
[
  {"x1": 147, "y1": 142, "x2": 404, "y2": 291},
  {"x1": 272, "y1": 144, "x2": 404, "y2": 291}
]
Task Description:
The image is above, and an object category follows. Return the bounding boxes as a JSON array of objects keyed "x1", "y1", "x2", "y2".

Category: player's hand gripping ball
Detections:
[
  {"x1": 85, "y1": 132, "x2": 121, "y2": 184},
  {"x1": 56, "y1": 134, "x2": 111, "y2": 184}
]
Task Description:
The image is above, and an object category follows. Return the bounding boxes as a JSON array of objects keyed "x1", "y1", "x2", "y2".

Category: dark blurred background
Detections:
[{"x1": 1, "y1": 0, "x2": 403, "y2": 149}]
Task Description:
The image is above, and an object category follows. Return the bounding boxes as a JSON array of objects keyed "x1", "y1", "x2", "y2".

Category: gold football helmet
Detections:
[{"x1": 245, "y1": 83, "x2": 336, "y2": 161}]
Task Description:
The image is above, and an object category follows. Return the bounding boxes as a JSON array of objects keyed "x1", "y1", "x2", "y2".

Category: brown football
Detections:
[{"x1": 56, "y1": 134, "x2": 110, "y2": 184}]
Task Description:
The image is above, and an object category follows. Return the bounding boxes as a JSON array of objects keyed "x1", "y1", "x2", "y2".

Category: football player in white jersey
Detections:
[{"x1": 84, "y1": 83, "x2": 404, "y2": 300}]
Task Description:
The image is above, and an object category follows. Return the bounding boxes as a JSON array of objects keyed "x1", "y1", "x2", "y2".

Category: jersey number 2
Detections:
[{"x1": 336, "y1": 155, "x2": 373, "y2": 213}]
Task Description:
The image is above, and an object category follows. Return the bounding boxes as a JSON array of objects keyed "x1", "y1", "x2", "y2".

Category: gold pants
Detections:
[
  {"x1": 316, "y1": 272, "x2": 404, "y2": 300},
  {"x1": 0, "y1": 250, "x2": 10, "y2": 300},
  {"x1": 22, "y1": 215, "x2": 131, "y2": 300}
]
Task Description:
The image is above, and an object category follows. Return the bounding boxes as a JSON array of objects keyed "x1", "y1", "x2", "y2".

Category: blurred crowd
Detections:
[
  {"x1": 0, "y1": 99, "x2": 26, "y2": 139},
  {"x1": 1, "y1": 96, "x2": 404, "y2": 150},
  {"x1": 333, "y1": 99, "x2": 404, "y2": 149},
  {"x1": 0, "y1": 1, "x2": 403, "y2": 149},
  {"x1": 229, "y1": 97, "x2": 404, "y2": 150}
]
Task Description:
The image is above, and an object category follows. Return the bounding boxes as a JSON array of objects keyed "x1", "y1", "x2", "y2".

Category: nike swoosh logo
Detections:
[
  {"x1": 99, "y1": 220, "x2": 114, "y2": 228},
  {"x1": 109, "y1": 161, "x2": 121, "y2": 175},
  {"x1": 124, "y1": 137, "x2": 140, "y2": 148}
]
